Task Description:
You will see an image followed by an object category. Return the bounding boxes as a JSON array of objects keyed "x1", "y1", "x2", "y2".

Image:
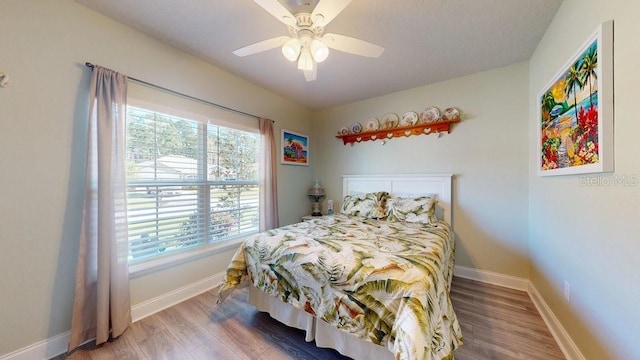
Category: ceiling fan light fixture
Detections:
[
  {"x1": 310, "y1": 39, "x2": 329, "y2": 62},
  {"x1": 235, "y1": 0, "x2": 384, "y2": 81},
  {"x1": 282, "y1": 38, "x2": 301, "y2": 61},
  {"x1": 297, "y1": 47, "x2": 314, "y2": 71}
]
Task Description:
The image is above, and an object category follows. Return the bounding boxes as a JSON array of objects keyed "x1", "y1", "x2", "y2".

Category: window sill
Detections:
[{"x1": 128, "y1": 235, "x2": 250, "y2": 278}]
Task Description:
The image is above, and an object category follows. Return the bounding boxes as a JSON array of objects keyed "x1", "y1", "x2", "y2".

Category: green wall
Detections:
[{"x1": 528, "y1": 0, "x2": 640, "y2": 358}]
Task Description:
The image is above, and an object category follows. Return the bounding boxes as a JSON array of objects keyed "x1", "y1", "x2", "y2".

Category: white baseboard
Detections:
[
  {"x1": 454, "y1": 265, "x2": 585, "y2": 360},
  {"x1": 0, "y1": 331, "x2": 70, "y2": 360},
  {"x1": 528, "y1": 283, "x2": 586, "y2": 360},
  {"x1": 454, "y1": 265, "x2": 529, "y2": 291},
  {"x1": 2, "y1": 268, "x2": 585, "y2": 360},
  {"x1": 0, "y1": 272, "x2": 225, "y2": 360},
  {"x1": 131, "y1": 272, "x2": 224, "y2": 322}
]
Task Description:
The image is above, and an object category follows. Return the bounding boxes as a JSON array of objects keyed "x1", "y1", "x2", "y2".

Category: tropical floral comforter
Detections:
[{"x1": 217, "y1": 214, "x2": 463, "y2": 360}]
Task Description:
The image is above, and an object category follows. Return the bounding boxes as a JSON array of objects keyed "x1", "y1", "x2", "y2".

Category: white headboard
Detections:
[{"x1": 342, "y1": 174, "x2": 453, "y2": 225}]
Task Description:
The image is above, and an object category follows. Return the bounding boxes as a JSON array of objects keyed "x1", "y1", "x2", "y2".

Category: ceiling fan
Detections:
[{"x1": 233, "y1": 0, "x2": 384, "y2": 81}]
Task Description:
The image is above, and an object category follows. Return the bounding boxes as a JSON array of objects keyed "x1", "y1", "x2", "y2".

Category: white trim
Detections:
[
  {"x1": 0, "y1": 272, "x2": 225, "y2": 360},
  {"x1": 454, "y1": 265, "x2": 529, "y2": 291},
  {"x1": 129, "y1": 237, "x2": 245, "y2": 277},
  {"x1": 528, "y1": 283, "x2": 586, "y2": 360},
  {"x1": 454, "y1": 265, "x2": 585, "y2": 360},
  {"x1": 0, "y1": 331, "x2": 70, "y2": 360},
  {"x1": 131, "y1": 272, "x2": 224, "y2": 322},
  {"x1": 1, "y1": 267, "x2": 585, "y2": 360}
]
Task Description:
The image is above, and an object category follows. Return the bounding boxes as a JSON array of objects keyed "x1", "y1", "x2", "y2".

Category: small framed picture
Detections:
[{"x1": 281, "y1": 129, "x2": 309, "y2": 166}]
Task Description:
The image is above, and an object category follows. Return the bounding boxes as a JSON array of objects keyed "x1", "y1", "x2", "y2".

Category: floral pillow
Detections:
[
  {"x1": 386, "y1": 195, "x2": 437, "y2": 224},
  {"x1": 341, "y1": 191, "x2": 389, "y2": 219}
]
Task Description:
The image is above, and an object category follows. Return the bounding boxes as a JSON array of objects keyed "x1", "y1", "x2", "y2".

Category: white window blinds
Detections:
[{"x1": 126, "y1": 84, "x2": 260, "y2": 261}]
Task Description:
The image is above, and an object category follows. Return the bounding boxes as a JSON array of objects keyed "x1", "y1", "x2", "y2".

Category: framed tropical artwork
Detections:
[
  {"x1": 281, "y1": 129, "x2": 309, "y2": 166},
  {"x1": 537, "y1": 21, "x2": 614, "y2": 176}
]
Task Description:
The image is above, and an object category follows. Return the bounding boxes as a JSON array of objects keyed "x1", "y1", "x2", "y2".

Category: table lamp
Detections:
[{"x1": 307, "y1": 181, "x2": 326, "y2": 216}]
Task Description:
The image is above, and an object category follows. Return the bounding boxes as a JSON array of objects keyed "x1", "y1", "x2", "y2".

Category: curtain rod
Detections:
[{"x1": 85, "y1": 62, "x2": 263, "y2": 121}]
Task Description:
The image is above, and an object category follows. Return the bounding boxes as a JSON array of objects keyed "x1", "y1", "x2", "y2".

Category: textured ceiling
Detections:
[{"x1": 76, "y1": 0, "x2": 562, "y2": 110}]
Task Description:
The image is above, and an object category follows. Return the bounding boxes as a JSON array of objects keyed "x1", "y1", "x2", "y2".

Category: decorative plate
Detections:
[
  {"x1": 420, "y1": 106, "x2": 441, "y2": 123},
  {"x1": 351, "y1": 122, "x2": 363, "y2": 133},
  {"x1": 380, "y1": 113, "x2": 399, "y2": 129},
  {"x1": 365, "y1": 117, "x2": 379, "y2": 131},
  {"x1": 400, "y1": 111, "x2": 419, "y2": 126},
  {"x1": 338, "y1": 127, "x2": 350, "y2": 135},
  {"x1": 442, "y1": 107, "x2": 460, "y2": 121}
]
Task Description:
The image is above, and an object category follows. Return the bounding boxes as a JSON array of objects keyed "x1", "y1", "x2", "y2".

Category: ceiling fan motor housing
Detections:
[{"x1": 288, "y1": 13, "x2": 325, "y2": 39}]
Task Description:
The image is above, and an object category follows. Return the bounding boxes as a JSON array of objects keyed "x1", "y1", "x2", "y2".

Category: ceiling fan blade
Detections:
[
  {"x1": 321, "y1": 33, "x2": 384, "y2": 58},
  {"x1": 233, "y1": 36, "x2": 290, "y2": 57},
  {"x1": 303, "y1": 65, "x2": 317, "y2": 82},
  {"x1": 311, "y1": 0, "x2": 353, "y2": 26},
  {"x1": 254, "y1": 0, "x2": 296, "y2": 25}
]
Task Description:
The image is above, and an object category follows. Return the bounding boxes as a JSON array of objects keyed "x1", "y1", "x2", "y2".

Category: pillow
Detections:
[
  {"x1": 341, "y1": 191, "x2": 389, "y2": 219},
  {"x1": 386, "y1": 195, "x2": 437, "y2": 224}
]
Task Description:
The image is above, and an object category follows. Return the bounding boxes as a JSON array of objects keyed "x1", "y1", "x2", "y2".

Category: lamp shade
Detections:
[
  {"x1": 307, "y1": 187, "x2": 326, "y2": 198},
  {"x1": 310, "y1": 39, "x2": 329, "y2": 63},
  {"x1": 282, "y1": 38, "x2": 301, "y2": 62}
]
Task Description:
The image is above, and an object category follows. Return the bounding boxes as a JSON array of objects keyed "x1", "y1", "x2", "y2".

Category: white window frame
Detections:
[{"x1": 126, "y1": 87, "x2": 260, "y2": 275}]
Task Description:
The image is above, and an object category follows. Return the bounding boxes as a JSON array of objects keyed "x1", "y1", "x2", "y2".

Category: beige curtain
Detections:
[
  {"x1": 68, "y1": 66, "x2": 132, "y2": 351},
  {"x1": 259, "y1": 118, "x2": 279, "y2": 230}
]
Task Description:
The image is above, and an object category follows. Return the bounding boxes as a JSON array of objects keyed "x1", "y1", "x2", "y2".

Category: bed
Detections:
[{"x1": 217, "y1": 174, "x2": 463, "y2": 360}]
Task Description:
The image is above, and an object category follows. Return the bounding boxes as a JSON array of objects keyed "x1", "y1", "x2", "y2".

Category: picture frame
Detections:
[
  {"x1": 281, "y1": 129, "x2": 309, "y2": 166},
  {"x1": 537, "y1": 21, "x2": 613, "y2": 176}
]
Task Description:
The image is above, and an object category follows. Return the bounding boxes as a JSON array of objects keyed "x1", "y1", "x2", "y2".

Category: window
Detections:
[{"x1": 125, "y1": 106, "x2": 260, "y2": 262}]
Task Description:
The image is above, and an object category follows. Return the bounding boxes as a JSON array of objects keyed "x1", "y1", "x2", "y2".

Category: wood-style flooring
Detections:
[{"x1": 56, "y1": 277, "x2": 565, "y2": 360}]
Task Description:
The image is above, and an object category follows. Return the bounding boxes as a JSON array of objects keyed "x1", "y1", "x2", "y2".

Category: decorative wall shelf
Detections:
[{"x1": 335, "y1": 118, "x2": 460, "y2": 145}]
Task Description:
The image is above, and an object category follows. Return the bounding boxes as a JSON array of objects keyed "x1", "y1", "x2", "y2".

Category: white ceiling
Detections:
[{"x1": 76, "y1": 0, "x2": 562, "y2": 110}]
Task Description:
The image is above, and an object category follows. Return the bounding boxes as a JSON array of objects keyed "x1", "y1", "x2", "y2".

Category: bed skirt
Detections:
[{"x1": 249, "y1": 286, "x2": 394, "y2": 360}]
